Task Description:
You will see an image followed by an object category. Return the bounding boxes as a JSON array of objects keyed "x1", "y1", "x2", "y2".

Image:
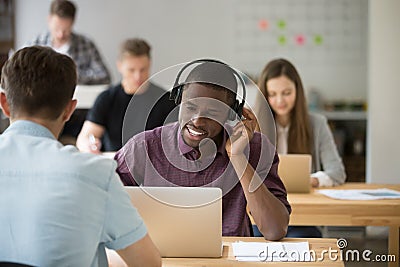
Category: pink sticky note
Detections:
[
  {"x1": 295, "y1": 34, "x2": 305, "y2": 46},
  {"x1": 258, "y1": 19, "x2": 269, "y2": 30}
]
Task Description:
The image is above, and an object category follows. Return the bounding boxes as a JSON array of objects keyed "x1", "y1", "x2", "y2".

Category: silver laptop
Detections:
[
  {"x1": 125, "y1": 186, "x2": 222, "y2": 258},
  {"x1": 278, "y1": 154, "x2": 312, "y2": 193}
]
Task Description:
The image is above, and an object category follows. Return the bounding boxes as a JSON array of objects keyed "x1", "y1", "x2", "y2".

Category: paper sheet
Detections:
[
  {"x1": 317, "y1": 188, "x2": 400, "y2": 200},
  {"x1": 232, "y1": 241, "x2": 313, "y2": 262}
]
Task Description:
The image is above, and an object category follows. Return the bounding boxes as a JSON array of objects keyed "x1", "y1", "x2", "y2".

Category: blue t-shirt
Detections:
[{"x1": 0, "y1": 120, "x2": 147, "y2": 267}]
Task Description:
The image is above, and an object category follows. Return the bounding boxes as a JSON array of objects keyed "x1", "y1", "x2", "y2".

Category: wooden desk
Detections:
[
  {"x1": 288, "y1": 182, "x2": 400, "y2": 267},
  {"x1": 162, "y1": 237, "x2": 344, "y2": 266}
]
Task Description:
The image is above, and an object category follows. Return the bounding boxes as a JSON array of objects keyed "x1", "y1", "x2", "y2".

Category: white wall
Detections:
[
  {"x1": 367, "y1": 0, "x2": 400, "y2": 184},
  {"x1": 15, "y1": 0, "x2": 368, "y2": 104}
]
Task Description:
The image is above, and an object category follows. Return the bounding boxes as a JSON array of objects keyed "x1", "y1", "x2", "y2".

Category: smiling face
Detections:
[
  {"x1": 179, "y1": 83, "x2": 232, "y2": 148},
  {"x1": 266, "y1": 75, "x2": 297, "y2": 121}
]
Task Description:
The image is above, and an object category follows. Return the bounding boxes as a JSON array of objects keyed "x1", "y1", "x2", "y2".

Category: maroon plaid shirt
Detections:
[{"x1": 115, "y1": 122, "x2": 291, "y2": 236}]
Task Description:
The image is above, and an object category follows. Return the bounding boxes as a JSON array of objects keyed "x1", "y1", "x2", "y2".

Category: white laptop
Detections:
[
  {"x1": 278, "y1": 154, "x2": 312, "y2": 193},
  {"x1": 125, "y1": 186, "x2": 222, "y2": 258},
  {"x1": 73, "y1": 84, "x2": 108, "y2": 109}
]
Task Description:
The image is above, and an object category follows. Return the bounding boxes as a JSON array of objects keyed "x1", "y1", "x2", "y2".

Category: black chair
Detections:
[{"x1": 0, "y1": 262, "x2": 36, "y2": 267}]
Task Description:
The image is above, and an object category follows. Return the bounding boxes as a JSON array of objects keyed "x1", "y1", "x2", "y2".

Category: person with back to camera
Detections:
[
  {"x1": 76, "y1": 38, "x2": 176, "y2": 153},
  {"x1": 254, "y1": 58, "x2": 346, "y2": 237},
  {"x1": 115, "y1": 59, "x2": 291, "y2": 241},
  {"x1": 0, "y1": 46, "x2": 160, "y2": 267}
]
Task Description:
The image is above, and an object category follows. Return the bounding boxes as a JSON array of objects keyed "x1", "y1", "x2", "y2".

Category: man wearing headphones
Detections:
[{"x1": 115, "y1": 60, "x2": 291, "y2": 240}]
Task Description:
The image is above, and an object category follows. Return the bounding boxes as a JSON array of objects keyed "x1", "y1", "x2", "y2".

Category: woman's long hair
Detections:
[{"x1": 257, "y1": 58, "x2": 312, "y2": 154}]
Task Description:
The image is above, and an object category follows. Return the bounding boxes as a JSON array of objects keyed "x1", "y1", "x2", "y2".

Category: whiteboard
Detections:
[{"x1": 233, "y1": 0, "x2": 367, "y2": 75}]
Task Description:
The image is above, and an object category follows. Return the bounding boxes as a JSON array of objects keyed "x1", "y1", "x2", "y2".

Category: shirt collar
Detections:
[
  {"x1": 4, "y1": 120, "x2": 56, "y2": 140},
  {"x1": 276, "y1": 123, "x2": 290, "y2": 134},
  {"x1": 177, "y1": 125, "x2": 229, "y2": 157}
]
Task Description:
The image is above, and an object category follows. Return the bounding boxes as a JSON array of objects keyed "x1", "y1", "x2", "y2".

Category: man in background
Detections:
[
  {"x1": 0, "y1": 46, "x2": 160, "y2": 266},
  {"x1": 29, "y1": 0, "x2": 112, "y2": 144},
  {"x1": 77, "y1": 38, "x2": 176, "y2": 153},
  {"x1": 30, "y1": 0, "x2": 110, "y2": 85}
]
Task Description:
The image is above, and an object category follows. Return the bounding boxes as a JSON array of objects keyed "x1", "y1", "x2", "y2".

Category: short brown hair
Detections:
[
  {"x1": 119, "y1": 38, "x2": 151, "y2": 60},
  {"x1": 1, "y1": 46, "x2": 77, "y2": 120},
  {"x1": 50, "y1": 0, "x2": 76, "y2": 20}
]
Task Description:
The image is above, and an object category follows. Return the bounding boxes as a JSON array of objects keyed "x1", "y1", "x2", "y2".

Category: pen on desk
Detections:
[{"x1": 88, "y1": 134, "x2": 97, "y2": 151}]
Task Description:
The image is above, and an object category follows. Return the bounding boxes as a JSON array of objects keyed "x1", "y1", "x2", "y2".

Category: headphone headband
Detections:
[{"x1": 170, "y1": 58, "x2": 246, "y2": 120}]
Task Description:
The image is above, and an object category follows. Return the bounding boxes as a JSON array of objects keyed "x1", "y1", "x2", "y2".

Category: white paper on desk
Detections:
[
  {"x1": 318, "y1": 188, "x2": 400, "y2": 200},
  {"x1": 232, "y1": 241, "x2": 313, "y2": 262}
]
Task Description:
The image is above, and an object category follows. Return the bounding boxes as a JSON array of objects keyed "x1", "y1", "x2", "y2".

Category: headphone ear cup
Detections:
[
  {"x1": 175, "y1": 85, "x2": 183, "y2": 105},
  {"x1": 170, "y1": 85, "x2": 183, "y2": 105},
  {"x1": 237, "y1": 102, "x2": 244, "y2": 118},
  {"x1": 229, "y1": 100, "x2": 240, "y2": 121},
  {"x1": 169, "y1": 86, "x2": 178, "y2": 102}
]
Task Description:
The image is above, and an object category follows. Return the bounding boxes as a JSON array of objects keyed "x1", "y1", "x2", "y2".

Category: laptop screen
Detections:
[
  {"x1": 278, "y1": 154, "x2": 312, "y2": 193},
  {"x1": 125, "y1": 186, "x2": 223, "y2": 258}
]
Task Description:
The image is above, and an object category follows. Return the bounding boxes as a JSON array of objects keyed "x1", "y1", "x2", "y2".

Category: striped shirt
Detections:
[{"x1": 30, "y1": 32, "x2": 111, "y2": 85}]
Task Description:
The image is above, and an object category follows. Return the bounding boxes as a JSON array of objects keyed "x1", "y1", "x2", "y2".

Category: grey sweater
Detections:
[{"x1": 309, "y1": 112, "x2": 346, "y2": 186}]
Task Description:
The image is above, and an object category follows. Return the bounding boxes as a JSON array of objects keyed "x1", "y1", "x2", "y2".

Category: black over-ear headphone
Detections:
[{"x1": 169, "y1": 59, "x2": 246, "y2": 121}]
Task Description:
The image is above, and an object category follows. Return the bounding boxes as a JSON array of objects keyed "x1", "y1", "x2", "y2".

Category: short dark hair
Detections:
[
  {"x1": 1, "y1": 46, "x2": 77, "y2": 120},
  {"x1": 184, "y1": 62, "x2": 237, "y2": 106},
  {"x1": 119, "y1": 38, "x2": 151, "y2": 60},
  {"x1": 50, "y1": 0, "x2": 76, "y2": 20}
]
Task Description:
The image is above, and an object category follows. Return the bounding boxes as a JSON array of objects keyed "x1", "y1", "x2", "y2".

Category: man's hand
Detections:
[
  {"x1": 225, "y1": 107, "x2": 257, "y2": 157},
  {"x1": 310, "y1": 177, "x2": 319, "y2": 187},
  {"x1": 76, "y1": 121, "x2": 105, "y2": 154},
  {"x1": 76, "y1": 133, "x2": 102, "y2": 154}
]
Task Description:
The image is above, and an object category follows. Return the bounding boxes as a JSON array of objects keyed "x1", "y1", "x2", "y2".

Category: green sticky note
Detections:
[
  {"x1": 278, "y1": 35, "x2": 287, "y2": 45},
  {"x1": 314, "y1": 35, "x2": 323, "y2": 45},
  {"x1": 277, "y1": 19, "x2": 286, "y2": 30}
]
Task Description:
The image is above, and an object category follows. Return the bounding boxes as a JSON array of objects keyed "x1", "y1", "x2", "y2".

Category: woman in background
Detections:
[{"x1": 254, "y1": 58, "x2": 346, "y2": 237}]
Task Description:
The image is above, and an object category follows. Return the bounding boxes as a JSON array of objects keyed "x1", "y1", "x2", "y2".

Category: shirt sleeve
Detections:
[
  {"x1": 311, "y1": 170, "x2": 334, "y2": 187},
  {"x1": 74, "y1": 36, "x2": 111, "y2": 85},
  {"x1": 85, "y1": 40, "x2": 111, "y2": 85},
  {"x1": 102, "y1": 172, "x2": 147, "y2": 250},
  {"x1": 264, "y1": 152, "x2": 292, "y2": 214},
  {"x1": 115, "y1": 134, "x2": 148, "y2": 186},
  {"x1": 315, "y1": 115, "x2": 346, "y2": 185},
  {"x1": 86, "y1": 89, "x2": 111, "y2": 127},
  {"x1": 252, "y1": 133, "x2": 292, "y2": 214},
  {"x1": 115, "y1": 146, "x2": 139, "y2": 186},
  {"x1": 28, "y1": 32, "x2": 50, "y2": 46}
]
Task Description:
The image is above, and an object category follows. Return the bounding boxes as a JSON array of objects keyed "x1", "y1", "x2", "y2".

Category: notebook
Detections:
[
  {"x1": 278, "y1": 154, "x2": 312, "y2": 193},
  {"x1": 125, "y1": 186, "x2": 223, "y2": 258}
]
